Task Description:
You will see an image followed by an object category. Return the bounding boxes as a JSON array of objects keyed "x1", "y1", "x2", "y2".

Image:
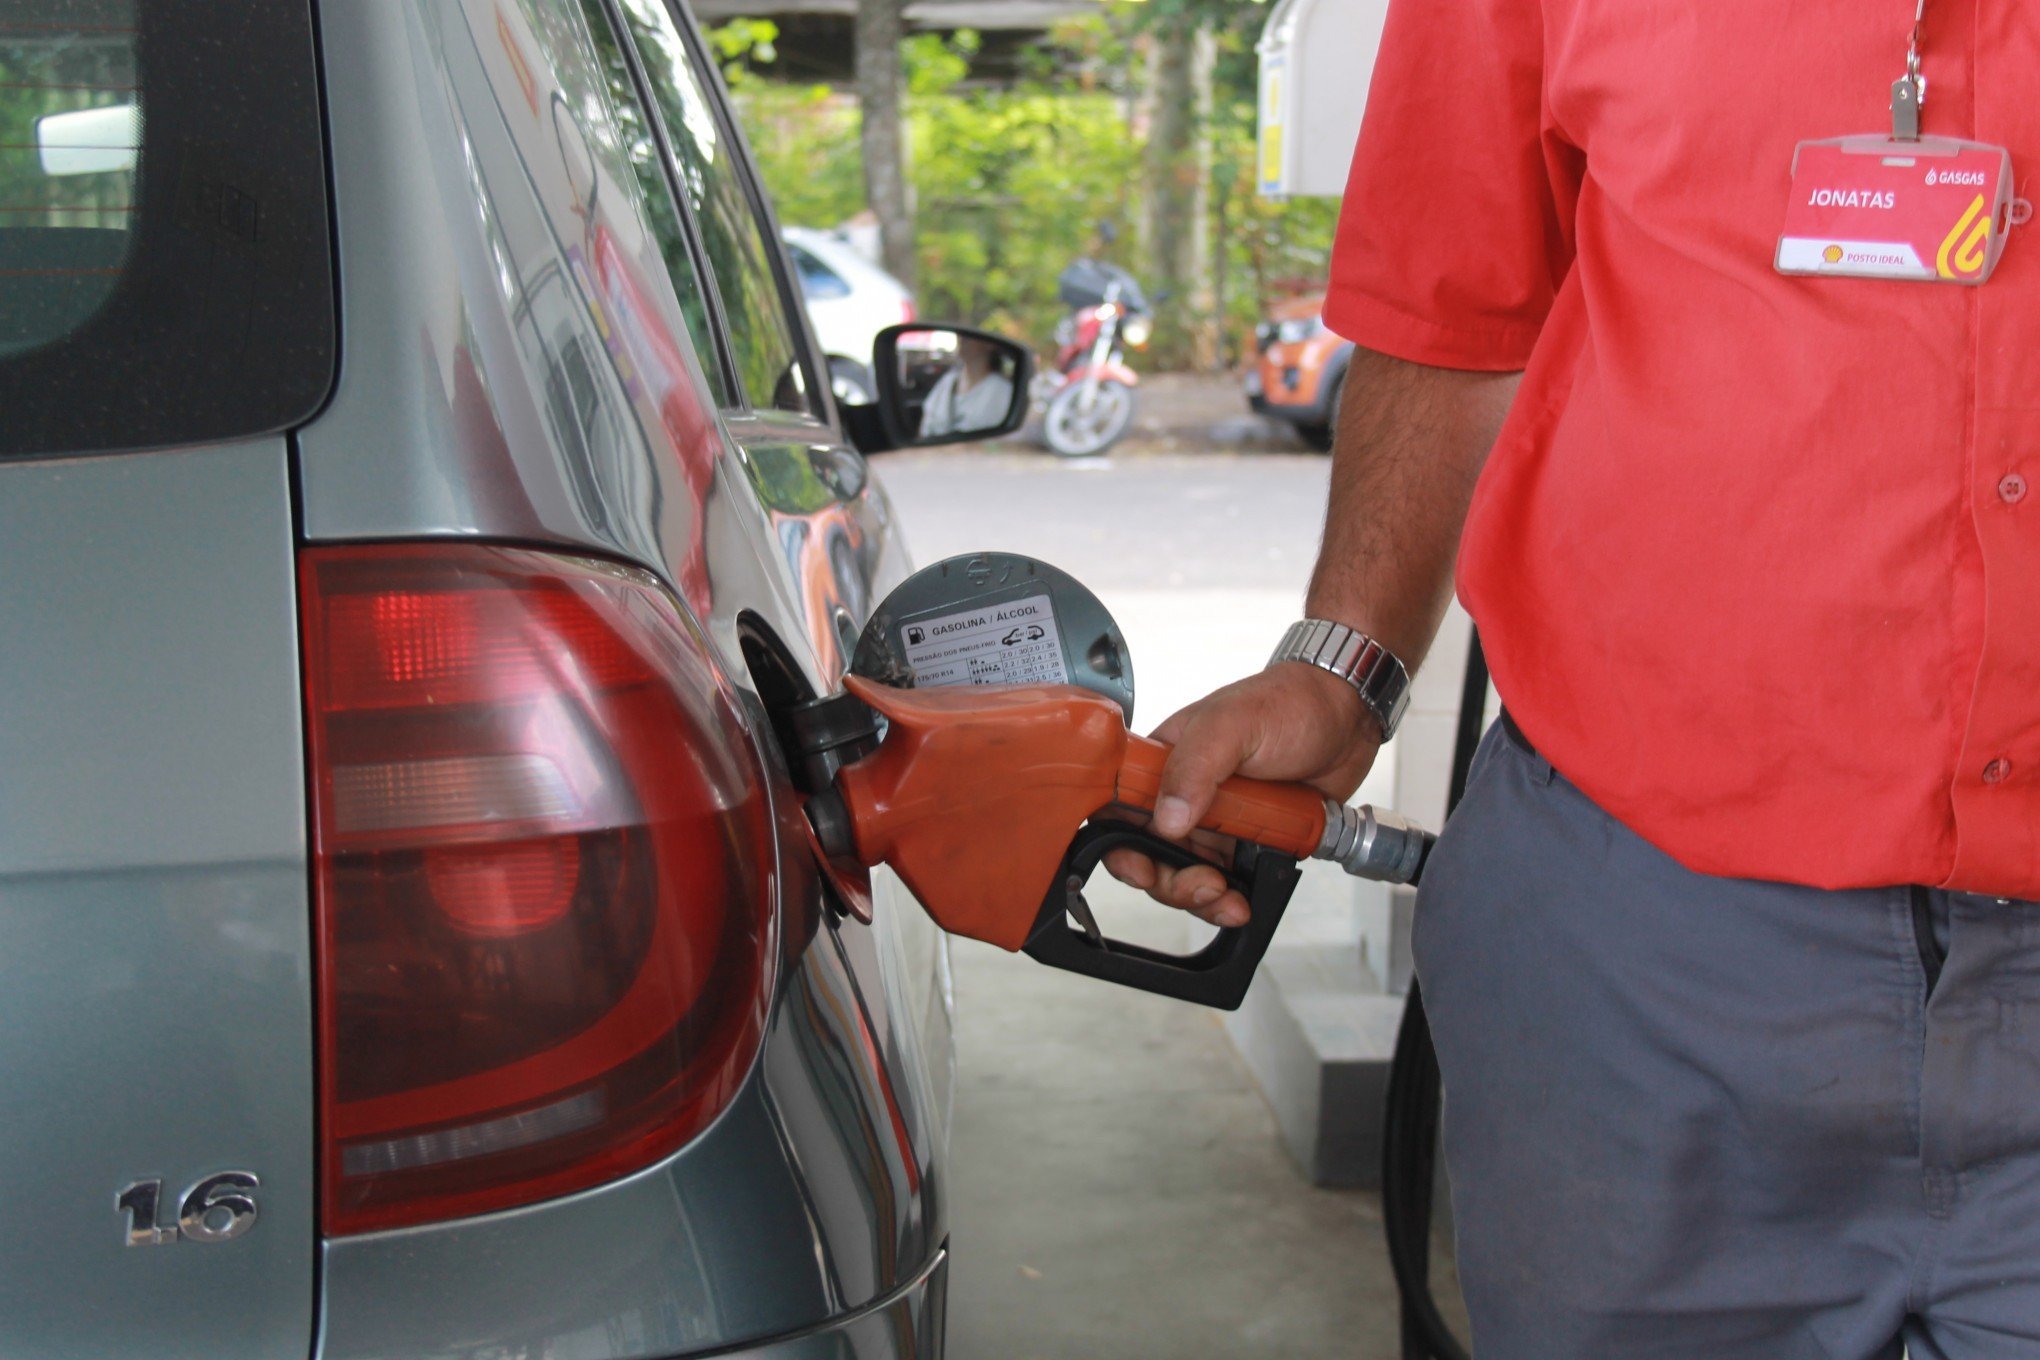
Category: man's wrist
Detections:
[
  {"x1": 1275, "y1": 658, "x2": 1387, "y2": 745},
  {"x1": 1266, "y1": 619, "x2": 1411, "y2": 741}
]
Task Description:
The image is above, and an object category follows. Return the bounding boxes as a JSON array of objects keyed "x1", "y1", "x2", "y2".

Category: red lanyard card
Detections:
[{"x1": 1777, "y1": 134, "x2": 2012, "y2": 284}]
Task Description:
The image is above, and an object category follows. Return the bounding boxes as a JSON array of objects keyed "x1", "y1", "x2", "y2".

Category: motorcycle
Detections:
[{"x1": 1034, "y1": 259, "x2": 1153, "y2": 458}]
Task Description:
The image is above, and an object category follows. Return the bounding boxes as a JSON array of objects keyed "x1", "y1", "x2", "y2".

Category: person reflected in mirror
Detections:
[{"x1": 917, "y1": 335, "x2": 1014, "y2": 438}]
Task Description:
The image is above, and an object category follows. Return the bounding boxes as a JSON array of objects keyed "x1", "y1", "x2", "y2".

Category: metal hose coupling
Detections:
[{"x1": 1314, "y1": 798, "x2": 1433, "y2": 885}]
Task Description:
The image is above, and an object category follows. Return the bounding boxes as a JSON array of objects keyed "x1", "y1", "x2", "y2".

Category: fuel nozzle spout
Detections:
[
  {"x1": 1107, "y1": 730, "x2": 1433, "y2": 886},
  {"x1": 1314, "y1": 800, "x2": 1431, "y2": 886}
]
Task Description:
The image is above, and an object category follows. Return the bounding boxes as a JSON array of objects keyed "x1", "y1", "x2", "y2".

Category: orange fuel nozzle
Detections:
[
  {"x1": 805, "y1": 545, "x2": 1438, "y2": 1007},
  {"x1": 1113, "y1": 733, "x2": 1328, "y2": 861},
  {"x1": 822, "y1": 675, "x2": 1145, "y2": 950},
  {"x1": 818, "y1": 675, "x2": 1346, "y2": 950}
]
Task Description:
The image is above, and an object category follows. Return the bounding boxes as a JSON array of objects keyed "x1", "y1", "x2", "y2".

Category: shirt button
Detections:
[
  {"x1": 1999, "y1": 473, "x2": 2028, "y2": 504},
  {"x1": 1984, "y1": 757, "x2": 2012, "y2": 784}
]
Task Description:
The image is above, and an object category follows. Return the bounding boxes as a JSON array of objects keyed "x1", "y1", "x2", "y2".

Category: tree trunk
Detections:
[
  {"x1": 1189, "y1": 25, "x2": 1218, "y2": 369},
  {"x1": 855, "y1": 0, "x2": 915, "y2": 288},
  {"x1": 1140, "y1": 13, "x2": 1214, "y2": 368}
]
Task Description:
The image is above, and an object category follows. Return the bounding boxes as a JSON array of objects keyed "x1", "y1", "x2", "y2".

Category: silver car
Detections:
[{"x1": 0, "y1": 1, "x2": 1000, "y2": 1356}]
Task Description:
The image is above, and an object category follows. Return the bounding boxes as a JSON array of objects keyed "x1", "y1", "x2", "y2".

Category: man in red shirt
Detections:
[{"x1": 1107, "y1": 0, "x2": 2040, "y2": 1353}]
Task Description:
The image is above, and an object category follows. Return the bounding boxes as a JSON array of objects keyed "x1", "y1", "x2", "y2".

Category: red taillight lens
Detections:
[
  {"x1": 901, "y1": 297, "x2": 917, "y2": 325},
  {"x1": 300, "y1": 544, "x2": 774, "y2": 1235}
]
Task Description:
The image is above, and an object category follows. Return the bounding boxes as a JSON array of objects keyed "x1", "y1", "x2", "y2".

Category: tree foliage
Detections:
[
  {"x1": 719, "y1": 5, "x2": 1338, "y2": 364},
  {"x1": 906, "y1": 33, "x2": 1143, "y2": 341}
]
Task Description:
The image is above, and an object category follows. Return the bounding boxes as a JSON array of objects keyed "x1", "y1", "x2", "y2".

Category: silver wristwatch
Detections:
[{"x1": 1267, "y1": 619, "x2": 1411, "y2": 741}]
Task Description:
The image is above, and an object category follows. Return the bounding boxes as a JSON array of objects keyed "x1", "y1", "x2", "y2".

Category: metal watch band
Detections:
[{"x1": 1266, "y1": 619, "x2": 1411, "y2": 741}]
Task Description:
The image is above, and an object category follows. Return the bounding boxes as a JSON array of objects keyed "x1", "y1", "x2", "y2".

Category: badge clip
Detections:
[
  {"x1": 1893, "y1": 0, "x2": 1926, "y2": 142},
  {"x1": 1891, "y1": 75, "x2": 1921, "y2": 142}
]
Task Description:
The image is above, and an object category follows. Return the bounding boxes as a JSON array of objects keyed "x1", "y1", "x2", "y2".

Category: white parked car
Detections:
[{"x1": 783, "y1": 225, "x2": 916, "y2": 404}]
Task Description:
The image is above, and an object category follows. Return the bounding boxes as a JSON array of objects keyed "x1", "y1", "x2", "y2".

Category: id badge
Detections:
[{"x1": 1776, "y1": 134, "x2": 2012, "y2": 284}]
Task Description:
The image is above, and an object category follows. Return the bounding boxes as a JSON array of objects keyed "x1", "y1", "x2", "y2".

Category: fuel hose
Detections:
[{"x1": 1381, "y1": 630, "x2": 1488, "y2": 1360}]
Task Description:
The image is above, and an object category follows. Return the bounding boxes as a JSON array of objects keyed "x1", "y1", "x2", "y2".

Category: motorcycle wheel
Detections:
[{"x1": 1043, "y1": 380, "x2": 1135, "y2": 457}]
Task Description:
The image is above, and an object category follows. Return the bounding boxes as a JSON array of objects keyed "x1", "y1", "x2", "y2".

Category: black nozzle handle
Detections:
[{"x1": 1020, "y1": 820, "x2": 1303, "y2": 1011}]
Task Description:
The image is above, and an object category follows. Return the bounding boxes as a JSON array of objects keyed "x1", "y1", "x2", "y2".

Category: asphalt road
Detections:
[
  {"x1": 872, "y1": 445, "x2": 1435, "y2": 1360},
  {"x1": 875, "y1": 445, "x2": 1331, "y2": 594}
]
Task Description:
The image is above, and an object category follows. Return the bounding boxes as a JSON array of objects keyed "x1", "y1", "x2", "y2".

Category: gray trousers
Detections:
[{"x1": 1415, "y1": 721, "x2": 2040, "y2": 1359}]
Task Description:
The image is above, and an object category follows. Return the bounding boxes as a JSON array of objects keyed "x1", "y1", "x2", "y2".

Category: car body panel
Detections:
[
  {"x1": 0, "y1": 441, "x2": 313, "y2": 1360},
  {"x1": 726, "y1": 414, "x2": 895, "y2": 675},
  {"x1": 295, "y1": 0, "x2": 676, "y2": 584},
  {"x1": 320, "y1": 865, "x2": 942, "y2": 1359},
  {"x1": 297, "y1": 3, "x2": 947, "y2": 1354},
  {"x1": 698, "y1": 1251, "x2": 946, "y2": 1360},
  {"x1": 295, "y1": 0, "x2": 909, "y2": 695}
]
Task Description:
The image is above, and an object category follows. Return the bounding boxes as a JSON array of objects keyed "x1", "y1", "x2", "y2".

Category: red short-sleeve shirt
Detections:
[{"x1": 1327, "y1": 0, "x2": 2040, "y2": 897}]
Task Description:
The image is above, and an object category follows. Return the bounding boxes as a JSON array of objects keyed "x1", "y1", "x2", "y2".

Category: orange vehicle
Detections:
[{"x1": 1246, "y1": 291, "x2": 1353, "y2": 451}]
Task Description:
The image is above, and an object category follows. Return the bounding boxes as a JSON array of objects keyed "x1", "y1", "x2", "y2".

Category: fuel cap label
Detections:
[
  {"x1": 901, "y1": 593, "x2": 1068, "y2": 688},
  {"x1": 853, "y1": 551, "x2": 1134, "y2": 720}
]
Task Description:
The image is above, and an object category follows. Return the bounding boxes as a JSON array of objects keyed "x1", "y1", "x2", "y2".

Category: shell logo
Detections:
[{"x1": 1823, "y1": 244, "x2": 1845, "y2": 264}]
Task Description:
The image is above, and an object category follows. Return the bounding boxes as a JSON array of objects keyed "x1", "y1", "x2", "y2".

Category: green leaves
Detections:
[
  {"x1": 722, "y1": 5, "x2": 1333, "y2": 361},
  {"x1": 707, "y1": 16, "x2": 779, "y2": 85}
]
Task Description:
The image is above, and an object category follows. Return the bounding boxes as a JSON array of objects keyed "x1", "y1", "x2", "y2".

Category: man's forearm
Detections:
[{"x1": 1306, "y1": 347, "x2": 1520, "y2": 671}]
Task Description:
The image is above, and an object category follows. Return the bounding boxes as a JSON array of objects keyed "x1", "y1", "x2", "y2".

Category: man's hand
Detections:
[
  {"x1": 1101, "y1": 347, "x2": 1519, "y2": 930},
  {"x1": 1101, "y1": 663, "x2": 1381, "y2": 927}
]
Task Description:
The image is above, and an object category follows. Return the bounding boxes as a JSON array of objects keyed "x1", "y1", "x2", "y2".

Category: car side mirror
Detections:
[{"x1": 841, "y1": 324, "x2": 1033, "y2": 454}]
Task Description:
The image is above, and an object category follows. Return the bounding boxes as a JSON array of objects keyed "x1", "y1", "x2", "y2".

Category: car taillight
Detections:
[
  {"x1": 901, "y1": 297, "x2": 917, "y2": 325},
  {"x1": 300, "y1": 543, "x2": 774, "y2": 1235}
]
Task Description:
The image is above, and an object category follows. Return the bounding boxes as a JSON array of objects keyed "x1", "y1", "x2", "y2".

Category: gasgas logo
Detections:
[
  {"x1": 1927, "y1": 167, "x2": 1989, "y2": 187},
  {"x1": 1937, "y1": 193, "x2": 1992, "y2": 278}
]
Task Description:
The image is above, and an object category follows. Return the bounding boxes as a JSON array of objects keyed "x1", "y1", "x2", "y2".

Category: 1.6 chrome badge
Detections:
[{"x1": 116, "y1": 1172, "x2": 260, "y2": 1246}]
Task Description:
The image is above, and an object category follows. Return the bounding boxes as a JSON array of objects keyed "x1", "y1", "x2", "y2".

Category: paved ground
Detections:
[
  {"x1": 873, "y1": 438, "x2": 1331, "y2": 727},
  {"x1": 875, "y1": 436, "x2": 1464, "y2": 1359},
  {"x1": 942, "y1": 927, "x2": 1408, "y2": 1360},
  {"x1": 1108, "y1": 371, "x2": 1318, "y2": 458}
]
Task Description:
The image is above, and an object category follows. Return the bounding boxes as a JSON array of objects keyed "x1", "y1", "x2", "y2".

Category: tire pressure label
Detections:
[{"x1": 900, "y1": 593, "x2": 1069, "y2": 688}]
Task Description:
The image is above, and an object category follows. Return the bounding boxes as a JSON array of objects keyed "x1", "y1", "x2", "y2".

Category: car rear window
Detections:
[
  {"x1": 789, "y1": 244, "x2": 850, "y2": 301},
  {"x1": 0, "y1": 0, "x2": 333, "y2": 456}
]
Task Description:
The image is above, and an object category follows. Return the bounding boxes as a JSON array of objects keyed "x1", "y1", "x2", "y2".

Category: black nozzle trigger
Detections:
[{"x1": 1020, "y1": 819, "x2": 1303, "y2": 1010}]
